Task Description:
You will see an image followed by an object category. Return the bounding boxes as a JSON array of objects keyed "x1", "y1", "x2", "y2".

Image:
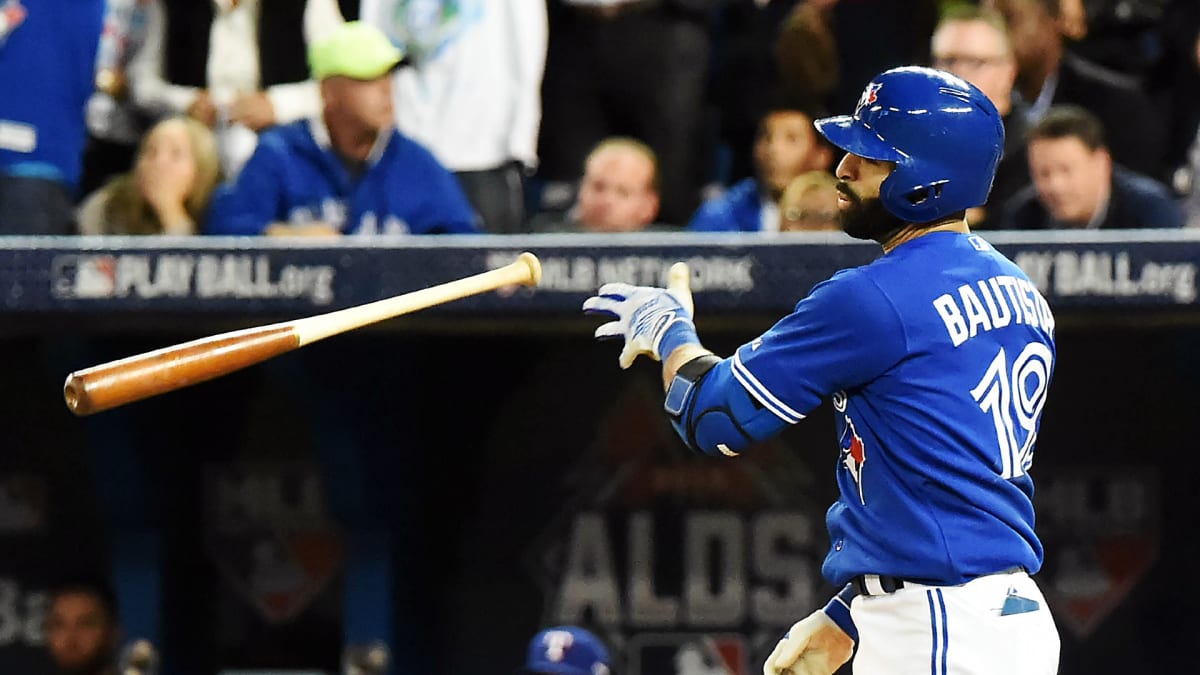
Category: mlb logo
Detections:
[
  {"x1": 627, "y1": 633, "x2": 747, "y2": 675},
  {"x1": 51, "y1": 254, "x2": 118, "y2": 299}
]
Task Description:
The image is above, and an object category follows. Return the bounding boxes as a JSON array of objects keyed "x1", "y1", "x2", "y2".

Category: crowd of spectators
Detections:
[{"x1": 2, "y1": 0, "x2": 1198, "y2": 239}]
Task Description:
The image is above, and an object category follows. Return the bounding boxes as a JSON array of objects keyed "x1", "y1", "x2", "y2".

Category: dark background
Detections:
[{"x1": 0, "y1": 306, "x2": 1194, "y2": 675}]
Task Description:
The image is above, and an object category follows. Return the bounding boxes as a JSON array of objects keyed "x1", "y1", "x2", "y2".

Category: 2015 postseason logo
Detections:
[
  {"x1": 203, "y1": 461, "x2": 343, "y2": 625},
  {"x1": 50, "y1": 253, "x2": 337, "y2": 305},
  {"x1": 1035, "y1": 467, "x2": 1159, "y2": 638}
]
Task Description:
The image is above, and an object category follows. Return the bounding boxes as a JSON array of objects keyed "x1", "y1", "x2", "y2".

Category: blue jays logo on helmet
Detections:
[
  {"x1": 815, "y1": 66, "x2": 1005, "y2": 223},
  {"x1": 855, "y1": 82, "x2": 882, "y2": 116}
]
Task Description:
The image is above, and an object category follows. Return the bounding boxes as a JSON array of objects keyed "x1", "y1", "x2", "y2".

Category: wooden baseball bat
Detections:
[{"x1": 63, "y1": 252, "x2": 542, "y2": 417}]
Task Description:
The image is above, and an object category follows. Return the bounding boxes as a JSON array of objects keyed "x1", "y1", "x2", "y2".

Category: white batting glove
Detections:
[
  {"x1": 583, "y1": 283, "x2": 699, "y2": 369},
  {"x1": 764, "y1": 610, "x2": 855, "y2": 675}
]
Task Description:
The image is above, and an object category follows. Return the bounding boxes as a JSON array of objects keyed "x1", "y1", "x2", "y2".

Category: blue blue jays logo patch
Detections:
[
  {"x1": 839, "y1": 416, "x2": 866, "y2": 505},
  {"x1": 856, "y1": 82, "x2": 882, "y2": 117}
]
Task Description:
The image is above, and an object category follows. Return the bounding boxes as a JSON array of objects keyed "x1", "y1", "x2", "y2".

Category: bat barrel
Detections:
[
  {"x1": 62, "y1": 252, "x2": 543, "y2": 416},
  {"x1": 64, "y1": 324, "x2": 300, "y2": 416}
]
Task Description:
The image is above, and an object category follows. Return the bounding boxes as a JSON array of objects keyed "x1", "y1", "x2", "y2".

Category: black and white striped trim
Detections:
[{"x1": 731, "y1": 351, "x2": 805, "y2": 424}]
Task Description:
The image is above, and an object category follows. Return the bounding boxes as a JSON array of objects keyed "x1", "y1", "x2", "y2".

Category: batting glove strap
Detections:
[
  {"x1": 821, "y1": 584, "x2": 859, "y2": 643},
  {"x1": 653, "y1": 315, "x2": 700, "y2": 361}
]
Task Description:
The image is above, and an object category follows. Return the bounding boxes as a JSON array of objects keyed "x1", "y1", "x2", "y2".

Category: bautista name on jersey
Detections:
[
  {"x1": 682, "y1": 232, "x2": 1055, "y2": 588},
  {"x1": 932, "y1": 273, "x2": 1055, "y2": 347}
]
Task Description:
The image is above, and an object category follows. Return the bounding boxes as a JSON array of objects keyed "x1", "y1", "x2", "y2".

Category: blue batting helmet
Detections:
[{"x1": 815, "y1": 66, "x2": 1005, "y2": 223}]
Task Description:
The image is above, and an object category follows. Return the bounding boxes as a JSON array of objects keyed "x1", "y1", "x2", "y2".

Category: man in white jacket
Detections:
[{"x1": 360, "y1": 0, "x2": 548, "y2": 233}]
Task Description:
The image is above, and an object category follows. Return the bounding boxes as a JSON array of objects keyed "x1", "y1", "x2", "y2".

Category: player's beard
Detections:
[{"x1": 836, "y1": 181, "x2": 907, "y2": 244}]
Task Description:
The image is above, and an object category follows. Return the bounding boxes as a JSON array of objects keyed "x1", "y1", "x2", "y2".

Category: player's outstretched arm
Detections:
[
  {"x1": 583, "y1": 281, "x2": 788, "y2": 457},
  {"x1": 764, "y1": 586, "x2": 857, "y2": 675}
]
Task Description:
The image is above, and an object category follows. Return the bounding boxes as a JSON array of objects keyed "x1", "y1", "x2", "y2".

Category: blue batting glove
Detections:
[{"x1": 583, "y1": 283, "x2": 700, "y2": 369}]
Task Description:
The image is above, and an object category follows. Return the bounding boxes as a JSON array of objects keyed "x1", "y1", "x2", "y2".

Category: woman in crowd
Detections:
[{"x1": 77, "y1": 116, "x2": 220, "y2": 235}]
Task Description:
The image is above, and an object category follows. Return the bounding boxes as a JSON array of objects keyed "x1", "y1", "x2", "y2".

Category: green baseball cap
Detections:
[{"x1": 308, "y1": 21, "x2": 405, "y2": 81}]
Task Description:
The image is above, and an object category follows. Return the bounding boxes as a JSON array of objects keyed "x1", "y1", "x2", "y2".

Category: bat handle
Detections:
[{"x1": 668, "y1": 261, "x2": 694, "y2": 316}]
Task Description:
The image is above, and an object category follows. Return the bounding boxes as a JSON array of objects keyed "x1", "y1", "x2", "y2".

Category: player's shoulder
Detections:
[
  {"x1": 840, "y1": 232, "x2": 1032, "y2": 302},
  {"x1": 802, "y1": 265, "x2": 895, "y2": 317},
  {"x1": 817, "y1": 265, "x2": 881, "y2": 293}
]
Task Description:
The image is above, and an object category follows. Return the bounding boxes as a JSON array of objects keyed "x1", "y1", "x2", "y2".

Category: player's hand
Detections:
[
  {"x1": 583, "y1": 283, "x2": 699, "y2": 369},
  {"x1": 764, "y1": 611, "x2": 854, "y2": 675}
]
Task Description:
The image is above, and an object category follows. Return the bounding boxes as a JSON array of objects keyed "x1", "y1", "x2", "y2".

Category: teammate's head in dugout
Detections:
[{"x1": 44, "y1": 576, "x2": 120, "y2": 675}]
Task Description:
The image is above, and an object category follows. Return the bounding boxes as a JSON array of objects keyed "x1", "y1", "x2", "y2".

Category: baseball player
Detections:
[{"x1": 584, "y1": 66, "x2": 1060, "y2": 675}]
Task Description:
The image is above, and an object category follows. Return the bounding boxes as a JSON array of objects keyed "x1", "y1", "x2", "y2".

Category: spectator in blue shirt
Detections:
[
  {"x1": 0, "y1": 0, "x2": 105, "y2": 234},
  {"x1": 205, "y1": 21, "x2": 478, "y2": 236},
  {"x1": 687, "y1": 100, "x2": 833, "y2": 233}
]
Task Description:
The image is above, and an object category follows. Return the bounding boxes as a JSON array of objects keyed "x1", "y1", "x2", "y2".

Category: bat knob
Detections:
[
  {"x1": 668, "y1": 261, "x2": 694, "y2": 315},
  {"x1": 517, "y1": 251, "x2": 542, "y2": 287},
  {"x1": 63, "y1": 373, "x2": 92, "y2": 416}
]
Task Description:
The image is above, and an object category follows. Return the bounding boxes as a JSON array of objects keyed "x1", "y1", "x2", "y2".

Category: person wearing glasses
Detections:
[
  {"x1": 930, "y1": 5, "x2": 1028, "y2": 228},
  {"x1": 986, "y1": 0, "x2": 1166, "y2": 182}
]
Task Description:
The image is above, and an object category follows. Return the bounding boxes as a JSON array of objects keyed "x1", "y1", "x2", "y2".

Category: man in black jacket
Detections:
[{"x1": 1001, "y1": 105, "x2": 1182, "y2": 229}]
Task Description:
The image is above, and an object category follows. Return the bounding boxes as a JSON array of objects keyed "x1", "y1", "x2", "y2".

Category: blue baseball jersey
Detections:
[
  {"x1": 206, "y1": 119, "x2": 478, "y2": 235},
  {"x1": 731, "y1": 232, "x2": 1054, "y2": 587}
]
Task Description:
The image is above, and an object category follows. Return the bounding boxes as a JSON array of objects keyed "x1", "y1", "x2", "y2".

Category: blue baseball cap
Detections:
[{"x1": 520, "y1": 626, "x2": 611, "y2": 675}]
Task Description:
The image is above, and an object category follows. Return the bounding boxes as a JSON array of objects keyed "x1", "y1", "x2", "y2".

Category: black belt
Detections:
[{"x1": 852, "y1": 566, "x2": 1026, "y2": 597}]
